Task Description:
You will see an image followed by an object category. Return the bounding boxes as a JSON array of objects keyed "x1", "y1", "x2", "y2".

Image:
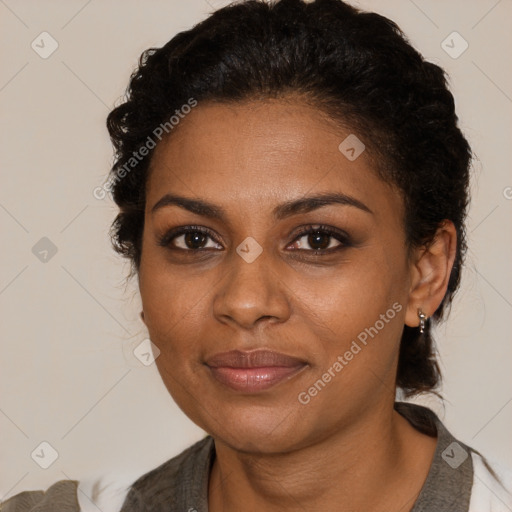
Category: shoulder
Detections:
[
  {"x1": 469, "y1": 450, "x2": 512, "y2": 511},
  {"x1": 395, "y1": 401, "x2": 512, "y2": 511},
  {"x1": 0, "y1": 475, "x2": 138, "y2": 512},
  {"x1": 119, "y1": 434, "x2": 214, "y2": 511},
  {"x1": 0, "y1": 480, "x2": 80, "y2": 512},
  {"x1": 124, "y1": 434, "x2": 213, "y2": 491},
  {"x1": 0, "y1": 437, "x2": 213, "y2": 512}
]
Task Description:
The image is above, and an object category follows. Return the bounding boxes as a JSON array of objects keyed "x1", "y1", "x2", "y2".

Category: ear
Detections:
[{"x1": 404, "y1": 220, "x2": 457, "y2": 328}]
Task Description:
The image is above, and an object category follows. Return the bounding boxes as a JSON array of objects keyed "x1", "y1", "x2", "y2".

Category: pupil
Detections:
[
  {"x1": 185, "y1": 232, "x2": 206, "y2": 249},
  {"x1": 308, "y1": 231, "x2": 329, "y2": 250}
]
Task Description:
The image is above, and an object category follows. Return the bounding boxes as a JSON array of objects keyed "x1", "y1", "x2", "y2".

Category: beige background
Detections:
[{"x1": 1, "y1": 0, "x2": 511, "y2": 500}]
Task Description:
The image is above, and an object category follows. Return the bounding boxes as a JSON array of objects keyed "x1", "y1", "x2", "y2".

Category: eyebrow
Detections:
[{"x1": 150, "y1": 191, "x2": 373, "y2": 220}]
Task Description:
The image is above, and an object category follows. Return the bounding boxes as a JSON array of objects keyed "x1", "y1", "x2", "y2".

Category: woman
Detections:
[{"x1": 2, "y1": 0, "x2": 511, "y2": 510}]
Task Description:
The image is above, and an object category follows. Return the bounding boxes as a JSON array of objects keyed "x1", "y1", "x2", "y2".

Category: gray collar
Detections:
[{"x1": 396, "y1": 402, "x2": 473, "y2": 512}]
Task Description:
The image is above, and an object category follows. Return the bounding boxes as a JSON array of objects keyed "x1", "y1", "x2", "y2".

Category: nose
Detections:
[{"x1": 213, "y1": 245, "x2": 291, "y2": 330}]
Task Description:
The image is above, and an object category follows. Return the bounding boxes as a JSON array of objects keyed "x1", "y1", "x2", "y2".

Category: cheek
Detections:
[
  {"x1": 293, "y1": 279, "x2": 405, "y2": 423},
  {"x1": 138, "y1": 250, "x2": 212, "y2": 357},
  {"x1": 298, "y1": 252, "x2": 404, "y2": 335},
  {"x1": 294, "y1": 247, "x2": 408, "y2": 379},
  {"x1": 139, "y1": 259, "x2": 212, "y2": 416}
]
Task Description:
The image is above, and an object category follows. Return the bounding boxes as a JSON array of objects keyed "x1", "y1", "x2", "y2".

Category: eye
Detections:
[
  {"x1": 288, "y1": 225, "x2": 350, "y2": 254},
  {"x1": 158, "y1": 226, "x2": 222, "y2": 251},
  {"x1": 158, "y1": 224, "x2": 351, "y2": 255}
]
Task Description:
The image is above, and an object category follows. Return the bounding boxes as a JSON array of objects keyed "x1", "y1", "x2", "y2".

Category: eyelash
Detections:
[{"x1": 157, "y1": 224, "x2": 351, "y2": 256}]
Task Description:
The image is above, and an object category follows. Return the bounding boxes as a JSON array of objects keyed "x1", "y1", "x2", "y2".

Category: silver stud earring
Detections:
[{"x1": 417, "y1": 309, "x2": 427, "y2": 334}]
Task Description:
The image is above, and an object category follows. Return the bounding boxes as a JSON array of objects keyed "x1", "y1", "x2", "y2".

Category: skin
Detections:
[{"x1": 138, "y1": 98, "x2": 457, "y2": 511}]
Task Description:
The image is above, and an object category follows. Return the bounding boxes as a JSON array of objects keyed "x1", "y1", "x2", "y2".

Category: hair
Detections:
[{"x1": 106, "y1": 0, "x2": 472, "y2": 397}]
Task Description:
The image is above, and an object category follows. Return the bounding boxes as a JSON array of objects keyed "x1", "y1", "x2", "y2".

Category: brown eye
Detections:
[
  {"x1": 181, "y1": 231, "x2": 208, "y2": 250},
  {"x1": 289, "y1": 225, "x2": 350, "y2": 253},
  {"x1": 307, "y1": 231, "x2": 334, "y2": 250},
  {"x1": 158, "y1": 226, "x2": 223, "y2": 251}
]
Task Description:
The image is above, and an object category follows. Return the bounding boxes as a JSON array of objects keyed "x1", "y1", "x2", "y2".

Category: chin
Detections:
[{"x1": 208, "y1": 406, "x2": 307, "y2": 454}]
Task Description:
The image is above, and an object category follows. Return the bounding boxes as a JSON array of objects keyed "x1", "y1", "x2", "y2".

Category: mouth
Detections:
[
  {"x1": 207, "y1": 364, "x2": 307, "y2": 392},
  {"x1": 205, "y1": 349, "x2": 308, "y2": 393}
]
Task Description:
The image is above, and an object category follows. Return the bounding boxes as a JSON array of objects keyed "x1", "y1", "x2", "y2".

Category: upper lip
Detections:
[{"x1": 205, "y1": 349, "x2": 306, "y2": 368}]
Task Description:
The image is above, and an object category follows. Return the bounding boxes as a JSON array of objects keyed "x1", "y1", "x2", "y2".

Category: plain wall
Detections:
[{"x1": 1, "y1": 0, "x2": 511, "y2": 499}]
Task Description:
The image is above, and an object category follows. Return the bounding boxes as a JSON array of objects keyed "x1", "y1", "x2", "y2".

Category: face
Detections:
[{"x1": 138, "y1": 98, "x2": 415, "y2": 453}]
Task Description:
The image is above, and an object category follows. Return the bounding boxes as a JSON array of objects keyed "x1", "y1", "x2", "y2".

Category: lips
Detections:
[
  {"x1": 205, "y1": 349, "x2": 306, "y2": 368},
  {"x1": 205, "y1": 349, "x2": 308, "y2": 393}
]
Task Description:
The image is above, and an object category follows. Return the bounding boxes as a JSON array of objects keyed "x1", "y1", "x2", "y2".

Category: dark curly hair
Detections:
[{"x1": 106, "y1": 0, "x2": 472, "y2": 397}]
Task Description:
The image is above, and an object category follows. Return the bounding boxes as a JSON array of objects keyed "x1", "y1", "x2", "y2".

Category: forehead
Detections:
[{"x1": 145, "y1": 99, "x2": 401, "y2": 222}]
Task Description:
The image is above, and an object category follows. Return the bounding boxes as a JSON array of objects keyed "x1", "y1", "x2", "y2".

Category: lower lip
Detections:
[{"x1": 207, "y1": 365, "x2": 307, "y2": 393}]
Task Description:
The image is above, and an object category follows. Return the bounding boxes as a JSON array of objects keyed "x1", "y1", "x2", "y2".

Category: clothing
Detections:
[{"x1": 2, "y1": 402, "x2": 511, "y2": 511}]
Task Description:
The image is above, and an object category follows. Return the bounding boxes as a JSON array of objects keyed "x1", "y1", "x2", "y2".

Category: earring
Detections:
[{"x1": 417, "y1": 309, "x2": 427, "y2": 334}]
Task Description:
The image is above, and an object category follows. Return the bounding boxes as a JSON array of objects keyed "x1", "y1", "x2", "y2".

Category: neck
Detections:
[{"x1": 208, "y1": 401, "x2": 436, "y2": 512}]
